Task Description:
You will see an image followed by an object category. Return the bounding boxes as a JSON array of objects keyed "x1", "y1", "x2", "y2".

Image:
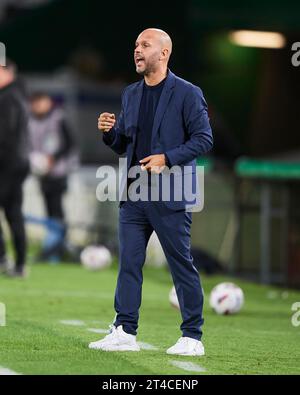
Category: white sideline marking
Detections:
[
  {"x1": 255, "y1": 329, "x2": 286, "y2": 336},
  {"x1": 0, "y1": 366, "x2": 21, "y2": 375},
  {"x1": 87, "y1": 328, "x2": 109, "y2": 334},
  {"x1": 0, "y1": 289, "x2": 112, "y2": 299},
  {"x1": 137, "y1": 342, "x2": 159, "y2": 351},
  {"x1": 59, "y1": 320, "x2": 86, "y2": 326},
  {"x1": 0, "y1": 289, "x2": 164, "y2": 301},
  {"x1": 170, "y1": 360, "x2": 206, "y2": 372}
]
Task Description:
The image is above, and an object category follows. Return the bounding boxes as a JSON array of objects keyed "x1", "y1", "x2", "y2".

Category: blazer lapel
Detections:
[
  {"x1": 131, "y1": 79, "x2": 144, "y2": 130},
  {"x1": 125, "y1": 80, "x2": 143, "y2": 170},
  {"x1": 151, "y1": 70, "x2": 176, "y2": 147}
]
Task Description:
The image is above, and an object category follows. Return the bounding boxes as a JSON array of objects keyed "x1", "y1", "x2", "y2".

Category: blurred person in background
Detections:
[
  {"x1": 28, "y1": 92, "x2": 78, "y2": 262},
  {"x1": 0, "y1": 60, "x2": 29, "y2": 277}
]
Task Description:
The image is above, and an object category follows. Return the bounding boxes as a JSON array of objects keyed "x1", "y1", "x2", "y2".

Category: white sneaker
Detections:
[
  {"x1": 166, "y1": 337, "x2": 205, "y2": 356},
  {"x1": 88, "y1": 325, "x2": 140, "y2": 352}
]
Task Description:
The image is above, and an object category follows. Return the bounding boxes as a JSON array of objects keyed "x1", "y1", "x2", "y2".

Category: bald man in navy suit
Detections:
[{"x1": 89, "y1": 28, "x2": 213, "y2": 356}]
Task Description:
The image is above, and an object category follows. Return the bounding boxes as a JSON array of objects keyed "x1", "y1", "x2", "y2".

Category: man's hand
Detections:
[
  {"x1": 139, "y1": 154, "x2": 166, "y2": 174},
  {"x1": 98, "y1": 112, "x2": 116, "y2": 132}
]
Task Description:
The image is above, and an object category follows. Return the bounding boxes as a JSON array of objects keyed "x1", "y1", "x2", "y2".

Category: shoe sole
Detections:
[
  {"x1": 88, "y1": 344, "x2": 106, "y2": 350},
  {"x1": 88, "y1": 340, "x2": 111, "y2": 350},
  {"x1": 101, "y1": 344, "x2": 140, "y2": 352},
  {"x1": 166, "y1": 351, "x2": 205, "y2": 356},
  {"x1": 89, "y1": 343, "x2": 140, "y2": 352}
]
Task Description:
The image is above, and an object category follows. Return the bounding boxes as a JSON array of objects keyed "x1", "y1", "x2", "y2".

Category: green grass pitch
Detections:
[{"x1": 0, "y1": 261, "x2": 300, "y2": 375}]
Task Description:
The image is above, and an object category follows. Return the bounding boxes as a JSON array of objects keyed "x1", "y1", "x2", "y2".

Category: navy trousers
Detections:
[{"x1": 113, "y1": 199, "x2": 204, "y2": 340}]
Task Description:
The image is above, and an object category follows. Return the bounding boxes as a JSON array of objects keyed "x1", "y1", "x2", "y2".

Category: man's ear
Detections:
[{"x1": 160, "y1": 48, "x2": 169, "y2": 61}]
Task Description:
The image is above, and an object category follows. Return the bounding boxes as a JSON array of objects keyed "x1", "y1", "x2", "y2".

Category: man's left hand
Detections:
[{"x1": 139, "y1": 154, "x2": 166, "y2": 174}]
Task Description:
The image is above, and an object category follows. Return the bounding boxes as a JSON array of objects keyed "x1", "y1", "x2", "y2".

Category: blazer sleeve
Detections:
[
  {"x1": 102, "y1": 88, "x2": 128, "y2": 155},
  {"x1": 165, "y1": 86, "x2": 213, "y2": 166}
]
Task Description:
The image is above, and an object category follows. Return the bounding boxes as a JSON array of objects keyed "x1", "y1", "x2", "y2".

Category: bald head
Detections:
[
  {"x1": 134, "y1": 28, "x2": 172, "y2": 78},
  {"x1": 139, "y1": 28, "x2": 172, "y2": 59}
]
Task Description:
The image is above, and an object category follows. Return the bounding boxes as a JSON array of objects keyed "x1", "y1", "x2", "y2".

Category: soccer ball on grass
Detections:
[
  {"x1": 209, "y1": 282, "x2": 244, "y2": 315},
  {"x1": 80, "y1": 245, "x2": 112, "y2": 271}
]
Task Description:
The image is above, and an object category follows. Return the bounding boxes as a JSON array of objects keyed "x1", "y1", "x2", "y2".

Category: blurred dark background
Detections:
[
  {"x1": 1, "y1": 0, "x2": 299, "y2": 162},
  {"x1": 1, "y1": 0, "x2": 300, "y2": 285}
]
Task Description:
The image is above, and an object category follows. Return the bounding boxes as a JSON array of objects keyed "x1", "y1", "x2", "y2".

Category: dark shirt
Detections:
[
  {"x1": 0, "y1": 81, "x2": 29, "y2": 175},
  {"x1": 131, "y1": 77, "x2": 166, "y2": 167}
]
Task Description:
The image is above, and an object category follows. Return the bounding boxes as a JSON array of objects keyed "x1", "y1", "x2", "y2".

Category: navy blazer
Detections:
[{"x1": 103, "y1": 70, "x2": 213, "y2": 210}]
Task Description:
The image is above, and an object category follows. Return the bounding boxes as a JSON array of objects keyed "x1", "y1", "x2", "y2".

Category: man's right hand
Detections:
[{"x1": 98, "y1": 112, "x2": 116, "y2": 132}]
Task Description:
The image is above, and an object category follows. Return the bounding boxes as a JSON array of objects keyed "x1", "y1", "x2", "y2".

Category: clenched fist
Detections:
[{"x1": 98, "y1": 112, "x2": 116, "y2": 132}]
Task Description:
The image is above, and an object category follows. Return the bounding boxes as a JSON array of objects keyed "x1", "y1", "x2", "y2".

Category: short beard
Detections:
[
  {"x1": 136, "y1": 54, "x2": 159, "y2": 76},
  {"x1": 137, "y1": 64, "x2": 156, "y2": 76},
  {"x1": 136, "y1": 68, "x2": 146, "y2": 76}
]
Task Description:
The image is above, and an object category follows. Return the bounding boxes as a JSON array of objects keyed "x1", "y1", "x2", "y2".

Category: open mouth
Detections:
[{"x1": 135, "y1": 57, "x2": 145, "y2": 66}]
